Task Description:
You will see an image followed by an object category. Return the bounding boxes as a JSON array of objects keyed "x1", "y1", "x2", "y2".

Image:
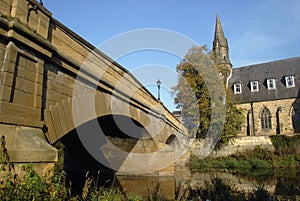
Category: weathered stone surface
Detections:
[
  {"x1": 0, "y1": 0, "x2": 187, "y2": 176},
  {"x1": 191, "y1": 136, "x2": 274, "y2": 158},
  {"x1": 0, "y1": 101, "x2": 41, "y2": 120},
  {"x1": 0, "y1": 0, "x2": 12, "y2": 17},
  {"x1": 0, "y1": 85, "x2": 11, "y2": 101},
  {"x1": 0, "y1": 124, "x2": 57, "y2": 163},
  {"x1": 0, "y1": 71, "x2": 14, "y2": 86},
  {"x1": 237, "y1": 98, "x2": 297, "y2": 136}
]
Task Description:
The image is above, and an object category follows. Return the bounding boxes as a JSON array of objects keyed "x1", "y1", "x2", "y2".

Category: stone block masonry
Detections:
[
  {"x1": 237, "y1": 99, "x2": 297, "y2": 136},
  {"x1": 191, "y1": 136, "x2": 274, "y2": 158},
  {"x1": 0, "y1": 0, "x2": 187, "y2": 176}
]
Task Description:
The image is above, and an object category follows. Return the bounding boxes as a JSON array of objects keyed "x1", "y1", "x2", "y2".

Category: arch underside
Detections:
[
  {"x1": 60, "y1": 114, "x2": 158, "y2": 191},
  {"x1": 44, "y1": 92, "x2": 175, "y2": 144},
  {"x1": 45, "y1": 91, "x2": 185, "y2": 177},
  {"x1": 59, "y1": 114, "x2": 180, "y2": 192}
]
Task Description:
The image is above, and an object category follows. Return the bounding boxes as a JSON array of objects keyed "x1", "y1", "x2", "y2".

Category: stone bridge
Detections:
[{"x1": 0, "y1": 0, "x2": 189, "y2": 177}]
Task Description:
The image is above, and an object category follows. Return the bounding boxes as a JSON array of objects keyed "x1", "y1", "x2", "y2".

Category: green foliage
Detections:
[
  {"x1": 86, "y1": 187, "x2": 125, "y2": 201},
  {"x1": 270, "y1": 135, "x2": 300, "y2": 155},
  {"x1": 54, "y1": 141, "x2": 65, "y2": 173},
  {"x1": 218, "y1": 94, "x2": 244, "y2": 149},
  {"x1": 191, "y1": 138, "x2": 300, "y2": 174},
  {"x1": 190, "y1": 146, "x2": 300, "y2": 172},
  {"x1": 172, "y1": 46, "x2": 213, "y2": 137},
  {"x1": 172, "y1": 45, "x2": 244, "y2": 148},
  {"x1": 191, "y1": 155, "x2": 272, "y2": 171},
  {"x1": 0, "y1": 163, "x2": 69, "y2": 201},
  {"x1": 249, "y1": 158, "x2": 271, "y2": 170},
  {"x1": 0, "y1": 163, "x2": 162, "y2": 201}
]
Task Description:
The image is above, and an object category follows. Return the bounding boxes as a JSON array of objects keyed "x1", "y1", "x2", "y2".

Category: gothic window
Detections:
[
  {"x1": 233, "y1": 83, "x2": 242, "y2": 94},
  {"x1": 292, "y1": 105, "x2": 300, "y2": 133},
  {"x1": 261, "y1": 107, "x2": 272, "y2": 130},
  {"x1": 250, "y1": 81, "x2": 259, "y2": 92},
  {"x1": 267, "y1": 78, "x2": 276, "y2": 90},
  {"x1": 285, "y1": 75, "x2": 295, "y2": 88}
]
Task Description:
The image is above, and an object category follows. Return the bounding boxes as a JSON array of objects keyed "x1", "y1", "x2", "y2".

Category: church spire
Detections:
[
  {"x1": 214, "y1": 15, "x2": 228, "y2": 49},
  {"x1": 213, "y1": 15, "x2": 232, "y2": 81}
]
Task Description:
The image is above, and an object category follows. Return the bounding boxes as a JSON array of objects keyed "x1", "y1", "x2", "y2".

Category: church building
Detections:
[{"x1": 213, "y1": 16, "x2": 300, "y2": 136}]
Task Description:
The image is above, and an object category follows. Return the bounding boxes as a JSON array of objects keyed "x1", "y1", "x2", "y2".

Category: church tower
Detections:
[{"x1": 213, "y1": 15, "x2": 232, "y2": 81}]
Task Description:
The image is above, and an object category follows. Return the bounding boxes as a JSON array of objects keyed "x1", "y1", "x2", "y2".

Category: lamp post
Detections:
[{"x1": 156, "y1": 79, "x2": 161, "y2": 101}]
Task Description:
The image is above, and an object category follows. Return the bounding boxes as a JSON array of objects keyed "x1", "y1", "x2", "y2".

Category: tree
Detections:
[{"x1": 172, "y1": 45, "x2": 244, "y2": 149}]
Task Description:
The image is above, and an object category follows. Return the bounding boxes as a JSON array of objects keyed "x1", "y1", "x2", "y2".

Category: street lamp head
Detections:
[
  {"x1": 156, "y1": 79, "x2": 161, "y2": 101},
  {"x1": 156, "y1": 79, "x2": 161, "y2": 87}
]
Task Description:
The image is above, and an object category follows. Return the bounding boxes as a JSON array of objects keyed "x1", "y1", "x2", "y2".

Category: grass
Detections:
[
  {"x1": 270, "y1": 135, "x2": 300, "y2": 155},
  {"x1": 190, "y1": 135, "x2": 300, "y2": 172}
]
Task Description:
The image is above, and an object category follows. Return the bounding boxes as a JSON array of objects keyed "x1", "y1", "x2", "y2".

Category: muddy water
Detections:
[{"x1": 116, "y1": 167, "x2": 300, "y2": 200}]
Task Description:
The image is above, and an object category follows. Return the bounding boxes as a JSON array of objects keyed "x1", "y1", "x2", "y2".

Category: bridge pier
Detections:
[{"x1": 0, "y1": 124, "x2": 58, "y2": 176}]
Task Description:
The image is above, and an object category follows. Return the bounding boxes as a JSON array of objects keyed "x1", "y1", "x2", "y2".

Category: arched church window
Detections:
[
  {"x1": 292, "y1": 105, "x2": 300, "y2": 133},
  {"x1": 261, "y1": 107, "x2": 272, "y2": 130}
]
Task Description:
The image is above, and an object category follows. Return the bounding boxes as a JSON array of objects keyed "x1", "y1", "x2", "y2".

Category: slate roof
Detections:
[{"x1": 229, "y1": 56, "x2": 300, "y2": 104}]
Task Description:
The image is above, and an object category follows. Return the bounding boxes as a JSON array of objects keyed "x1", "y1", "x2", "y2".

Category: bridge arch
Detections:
[
  {"x1": 60, "y1": 113, "x2": 159, "y2": 192},
  {"x1": 44, "y1": 91, "x2": 164, "y2": 145},
  {"x1": 166, "y1": 134, "x2": 180, "y2": 149}
]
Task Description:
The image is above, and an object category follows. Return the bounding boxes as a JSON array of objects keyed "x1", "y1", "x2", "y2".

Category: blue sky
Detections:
[{"x1": 44, "y1": 0, "x2": 300, "y2": 112}]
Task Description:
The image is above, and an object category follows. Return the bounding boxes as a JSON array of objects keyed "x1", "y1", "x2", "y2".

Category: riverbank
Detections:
[
  {"x1": 190, "y1": 135, "x2": 300, "y2": 173},
  {"x1": 0, "y1": 134, "x2": 300, "y2": 201},
  {"x1": 187, "y1": 135, "x2": 300, "y2": 200}
]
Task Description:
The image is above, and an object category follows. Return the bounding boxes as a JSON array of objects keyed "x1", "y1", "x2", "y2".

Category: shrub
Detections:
[
  {"x1": 249, "y1": 158, "x2": 271, "y2": 170},
  {"x1": 270, "y1": 135, "x2": 300, "y2": 155},
  {"x1": 190, "y1": 136, "x2": 300, "y2": 172}
]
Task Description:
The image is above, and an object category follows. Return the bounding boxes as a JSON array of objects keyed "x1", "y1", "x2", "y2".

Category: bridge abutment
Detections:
[{"x1": 0, "y1": 124, "x2": 57, "y2": 175}]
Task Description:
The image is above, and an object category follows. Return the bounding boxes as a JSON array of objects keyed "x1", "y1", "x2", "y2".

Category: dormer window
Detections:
[
  {"x1": 233, "y1": 83, "x2": 242, "y2": 94},
  {"x1": 285, "y1": 75, "x2": 295, "y2": 88},
  {"x1": 250, "y1": 81, "x2": 259, "y2": 92},
  {"x1": 267, "y1": 78, "x2": 276, "y2": 90}
]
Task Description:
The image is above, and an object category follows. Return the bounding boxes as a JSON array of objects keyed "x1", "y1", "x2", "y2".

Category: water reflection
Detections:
[
  {"x1": 117, "y1": 175, "x2": 175, "y2": 200},
  {"x1": 116, "y1": 167, "x2": 300, "y2": 200}
]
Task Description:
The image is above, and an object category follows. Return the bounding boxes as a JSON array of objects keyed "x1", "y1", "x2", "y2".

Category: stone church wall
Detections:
[{"x1": 236, "y1": 98, "x2": 298, "y2": 136}]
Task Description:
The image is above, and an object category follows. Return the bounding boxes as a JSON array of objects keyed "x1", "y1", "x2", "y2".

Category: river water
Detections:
[{"x1": 116, "y1": 166, "x2": 300, "y2": 200}]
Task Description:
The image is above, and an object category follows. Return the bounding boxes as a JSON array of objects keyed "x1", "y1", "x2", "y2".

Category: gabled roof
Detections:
[{"x1": 229, "y1": 56, "x2": 300, "y2": 103}]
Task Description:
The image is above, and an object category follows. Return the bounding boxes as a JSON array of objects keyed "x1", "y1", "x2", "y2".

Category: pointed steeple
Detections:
[
  {"x1": 213, "y1": 15, "x2": 232, "y2": 81},
  {"x1": 214, "y1": 15, "x2": 228, "y2": 49}
]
